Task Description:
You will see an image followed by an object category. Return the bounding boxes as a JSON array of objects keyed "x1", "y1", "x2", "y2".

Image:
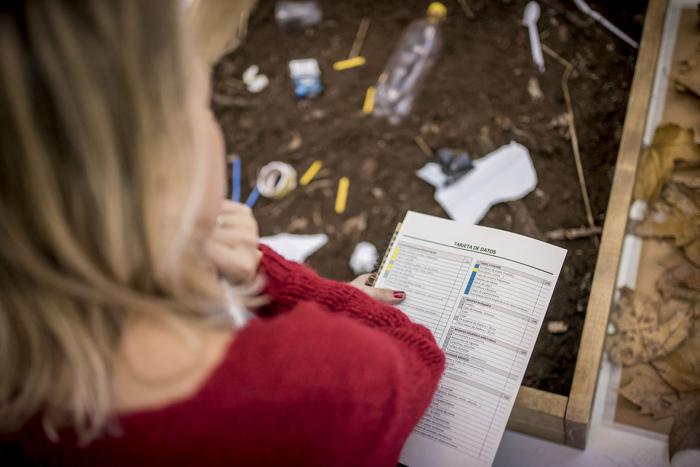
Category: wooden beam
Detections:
[
  {"x1": 564, "y1": 0, "x2": 668, "y2": 449},
  {"x1": 508, "y1": 386, "x2": 568, "y2": 444}
]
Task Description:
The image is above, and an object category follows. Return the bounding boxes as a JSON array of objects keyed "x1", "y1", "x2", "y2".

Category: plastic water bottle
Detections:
[{"x1": 373, "y1": 2, "x2": 447, "y2": 125}]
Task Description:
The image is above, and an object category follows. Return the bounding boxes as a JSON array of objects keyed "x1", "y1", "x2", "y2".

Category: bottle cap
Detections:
[{"x1": 427, "y1": 2, "x2": 447, "y2": 20}]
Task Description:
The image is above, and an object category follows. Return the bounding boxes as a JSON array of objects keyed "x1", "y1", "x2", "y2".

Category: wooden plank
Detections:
[
  {"x1": 508, "y1": 387, "x2": 568, "y2": 444},
  {"x1": 564, "y1": 0, "x2": 669, "y2": 449}
]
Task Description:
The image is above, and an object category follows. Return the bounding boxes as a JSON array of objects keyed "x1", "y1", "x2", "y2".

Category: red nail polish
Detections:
[{"x1": 393, "y1": 291, "x2": 405, "y2": 299}]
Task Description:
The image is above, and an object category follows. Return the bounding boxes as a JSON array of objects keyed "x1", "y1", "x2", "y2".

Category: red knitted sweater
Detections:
[{"x1": 2, "y1": 245, "x2": 445, "y2": 466}]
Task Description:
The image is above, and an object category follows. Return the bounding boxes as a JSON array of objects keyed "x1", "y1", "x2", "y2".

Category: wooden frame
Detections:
[
  {"x1": 505, "y1": 0, "x2": 668, "y2": 448},
  {"x1": 203, "y1": 0, "x2": 668, "y2": 449}
]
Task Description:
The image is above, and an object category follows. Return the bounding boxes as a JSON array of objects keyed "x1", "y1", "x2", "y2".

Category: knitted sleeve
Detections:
[{"x1": 256, "y1": 244, "x2": 445, "y2": 369}]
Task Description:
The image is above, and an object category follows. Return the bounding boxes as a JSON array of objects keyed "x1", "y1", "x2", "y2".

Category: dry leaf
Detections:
[
  {"x1": 671, "y1": 167, "x2": 700, "y2": 189},
  {"x1": 662, "y1": 181, "x2": 700, "y2": 217},
  {"x1": 657, "y1": 260, "x2": 700, "y2": 302},
  {"x1": 636, "y1": 180, "x2": 700, "y2": 245},
  {"x1": 636, "y1": 211, "x2": 700, "y2": 246},
  {"x1": 669, "y1": 409, "x2": 700, "y2": 461},
  {"x1": 686, "y1": 239, "x2": 700, "y2": 267},
  {"x1": 634, "y1": 124, "x2": 700, "y2": 201},
  {"x1": 607, "y1": 288, "x2": 691, "y2": 365},
  {"x1": 619, "y1": 364, "x2": 700, "y2": 420},
  {"x1": 653, "y1": 333, "x2": 700, "y2": 392},
  {"x1": 674, "y1": 55, "x2": 700, "y2": 98}
]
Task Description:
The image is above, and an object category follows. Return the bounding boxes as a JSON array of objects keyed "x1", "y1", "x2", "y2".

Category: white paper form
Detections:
[{"x1": 375, "y1": 212, "x2": 567, "y2": 467}]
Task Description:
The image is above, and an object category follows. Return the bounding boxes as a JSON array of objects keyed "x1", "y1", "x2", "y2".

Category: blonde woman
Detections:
[{"x1": 0, "y1": 1, "x2": 444, "y2": 466}]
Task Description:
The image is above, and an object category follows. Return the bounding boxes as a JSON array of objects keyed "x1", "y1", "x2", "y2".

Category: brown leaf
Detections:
[
  {"x1": 619, "y1": 364, "x2": 700, "y2": 420},
  {"x1": 619, "y1": 364, "x2": 670, "y2": 417},
  {"x1": 607, "y1": 288, "x2": 691, "y2": 366},
  {"x1": 674, "y1": 55, "x2": 700, "y2": 98},
  {"x1": 636, "y1": 211, "x2": 700, "y2": 246},
  {"x1": 685, "y1": 239, "x2": 700, "y2": 267},
  {"x1": 653, "y1": 333, "x2": 700, "y2": 392},
  {"x1": 634, "y1": 124, "x2": 700, "y2": 201},
  {"x1": 657, "y1": 260, "x2": 700, "y2": 302},
  {"x1": 662, "y1": 181, "x2": 700, "y2": 217},
  {"x1": 670, "y1": 409, "x2": 700, "y2": 461},
  {"x1": 671, "y1": 167, "x2": 700, "y2": 189}
]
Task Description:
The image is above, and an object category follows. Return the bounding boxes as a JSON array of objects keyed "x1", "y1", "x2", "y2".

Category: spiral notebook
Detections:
[{"x1": 371, "y1": 211, "x2": 567, "y2": 467}]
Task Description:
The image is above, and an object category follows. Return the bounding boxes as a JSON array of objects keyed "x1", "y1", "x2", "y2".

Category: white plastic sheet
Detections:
[{"x1": 417, "y1": 141, "x2": 538, "y2": 224}]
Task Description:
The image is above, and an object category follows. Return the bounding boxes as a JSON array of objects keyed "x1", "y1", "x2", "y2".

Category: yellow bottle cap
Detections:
[{"x1": 427, "y1": 2, "x2": 447, "y2": 20}]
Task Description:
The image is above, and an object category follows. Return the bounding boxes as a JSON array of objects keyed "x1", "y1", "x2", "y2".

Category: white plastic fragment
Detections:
[
  {"x1": 417, "y1": 142, "x2": 538, "y2": 225},
  {"x1": 242, "y1": 64, "x2": 269, "y2": 93},
  {"x1": 522, "y1": 2, "x2": 545, "y2": 73},
  {"x1": 242, "y1": 65, "x2": 260, "y2": 84},
  {"x1": 349, "y1": 242, "x2": 378, "y2": 275},
  {"x1": 247, "y1": 74, "x2": 269, "y2": 93},
  {"x1": 260, "y1": 233, "x2": 328, "y2": 263},
  {"x1": 573, "y1": 0, "x2": 639, "y2": 49}
]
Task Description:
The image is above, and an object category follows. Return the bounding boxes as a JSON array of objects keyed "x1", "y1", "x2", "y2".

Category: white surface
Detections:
[
  {"x1": 259, "y1": 233, "x2": 327, "y2": 262},
  {"x1": 376, "y1": 212, "x2": 566, "y2": 467}
]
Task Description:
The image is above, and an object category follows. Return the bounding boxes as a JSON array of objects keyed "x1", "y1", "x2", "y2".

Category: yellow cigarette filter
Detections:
[
  {"x1": 300, "y1": 160, "x2": 323, "y2": 186},
  {"x1": 335, "y1": 177, "x2": 350, "y2": 214},
  {"x1": 362, "y1": 86, "x2": 376, "y2": 114},
  {"x1": 333, "y1": 56, "x2": 366, "y2": 71}
]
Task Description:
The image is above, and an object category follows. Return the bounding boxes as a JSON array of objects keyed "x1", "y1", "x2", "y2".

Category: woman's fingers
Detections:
[
  {"x1": 221, "y1": 200, "x2": 252, "y2": 214},
  {"x1": 367, "y1": 286, "x2": 405, "y2": 305},
  {"x1": 205, "y1": 238, "x2": 261, "y2": 283},
  {"x1": 211, "y1": 223, "x2": 258, "y2": 248},
  {"x1": 349, "y1": 275, "x2": 406, "y2": 305}
]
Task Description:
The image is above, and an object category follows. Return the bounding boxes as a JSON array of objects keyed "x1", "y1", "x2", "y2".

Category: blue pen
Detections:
[
  {"x1": 231, "y1": 156, "x2": 241, "y2": 202},
  {"x1": 245, "y1": 186, "x2": 260, "y2": 208}
]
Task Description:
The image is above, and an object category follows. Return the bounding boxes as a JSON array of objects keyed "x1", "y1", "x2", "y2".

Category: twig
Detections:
[
  {"x1": 457, "y1": 0, "x2": 475, "y2": 19},
  {"x1": 542, "y1": 43, "x2": 571, "y2": 68},
  {"x1": 562, "y1": 61, "x2": 595, "y2": 230},
  {"x1": 546, "y1": 225, "x2": 602, "y2": 241},
  {"x1": 414, "y1": 135, "x2": 434, "y2": 158},
  {"x1": 349, "y1": 17, "x2": 371, "y2": 58}
]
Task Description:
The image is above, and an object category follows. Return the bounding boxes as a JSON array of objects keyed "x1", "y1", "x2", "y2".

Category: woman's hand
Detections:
[
  {"x1": 205, "y1": 200, "x2": 262, "y2": 284},
  {"x1": 350, "y1": 274, "x2": 406, "y2": 305}
]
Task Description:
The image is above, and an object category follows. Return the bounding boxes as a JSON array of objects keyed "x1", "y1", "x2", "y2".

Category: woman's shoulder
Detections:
[{"x1": 212, "y1": 301, "x2": 406, "y2": 399}]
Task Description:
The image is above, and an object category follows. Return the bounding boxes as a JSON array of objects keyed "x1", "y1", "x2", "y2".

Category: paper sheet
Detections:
[
  {"x1": 259, "y1": 233, "x2": 327, "y2": 262},
  {"x1": 416, "y1": 142, "x2": 538, "y2": 224},
  {"x1": 375, "y1": 212, "x2": 566, "y2": 467}
]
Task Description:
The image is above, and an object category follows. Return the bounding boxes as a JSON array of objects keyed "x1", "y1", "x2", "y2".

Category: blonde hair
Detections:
[{"x1": 0, "y1": 0, "x2": 232, "y2": 442}]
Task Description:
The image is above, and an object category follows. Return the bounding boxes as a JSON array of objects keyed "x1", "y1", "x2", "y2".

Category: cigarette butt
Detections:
[
  {"x1": 300, "y1": 160, "x2": 323, "y2": 186},
  {"x1": 333, "y1": 56, "x2": 366, "y2": 71},
  {"x1": 362, "y1": 86, "x2": 376, "y2": 114},
  {"x1": 335, "y1": 177, "x2": 350, "y2": 214}
]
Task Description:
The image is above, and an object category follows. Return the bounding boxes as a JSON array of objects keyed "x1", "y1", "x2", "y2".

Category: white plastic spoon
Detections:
[{"x1": 523, "y1": 2, "x2": 545, "y2": 73}]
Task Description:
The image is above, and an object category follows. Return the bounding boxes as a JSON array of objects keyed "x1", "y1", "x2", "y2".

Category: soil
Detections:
[{"x1": 212, "y1": 0, "x2": 648, "y2": 396}]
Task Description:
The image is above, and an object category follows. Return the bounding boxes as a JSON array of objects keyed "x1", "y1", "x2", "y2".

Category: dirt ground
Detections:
[{"x1": 212, "y1": 0, "x2": 648, "y2": 395}]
